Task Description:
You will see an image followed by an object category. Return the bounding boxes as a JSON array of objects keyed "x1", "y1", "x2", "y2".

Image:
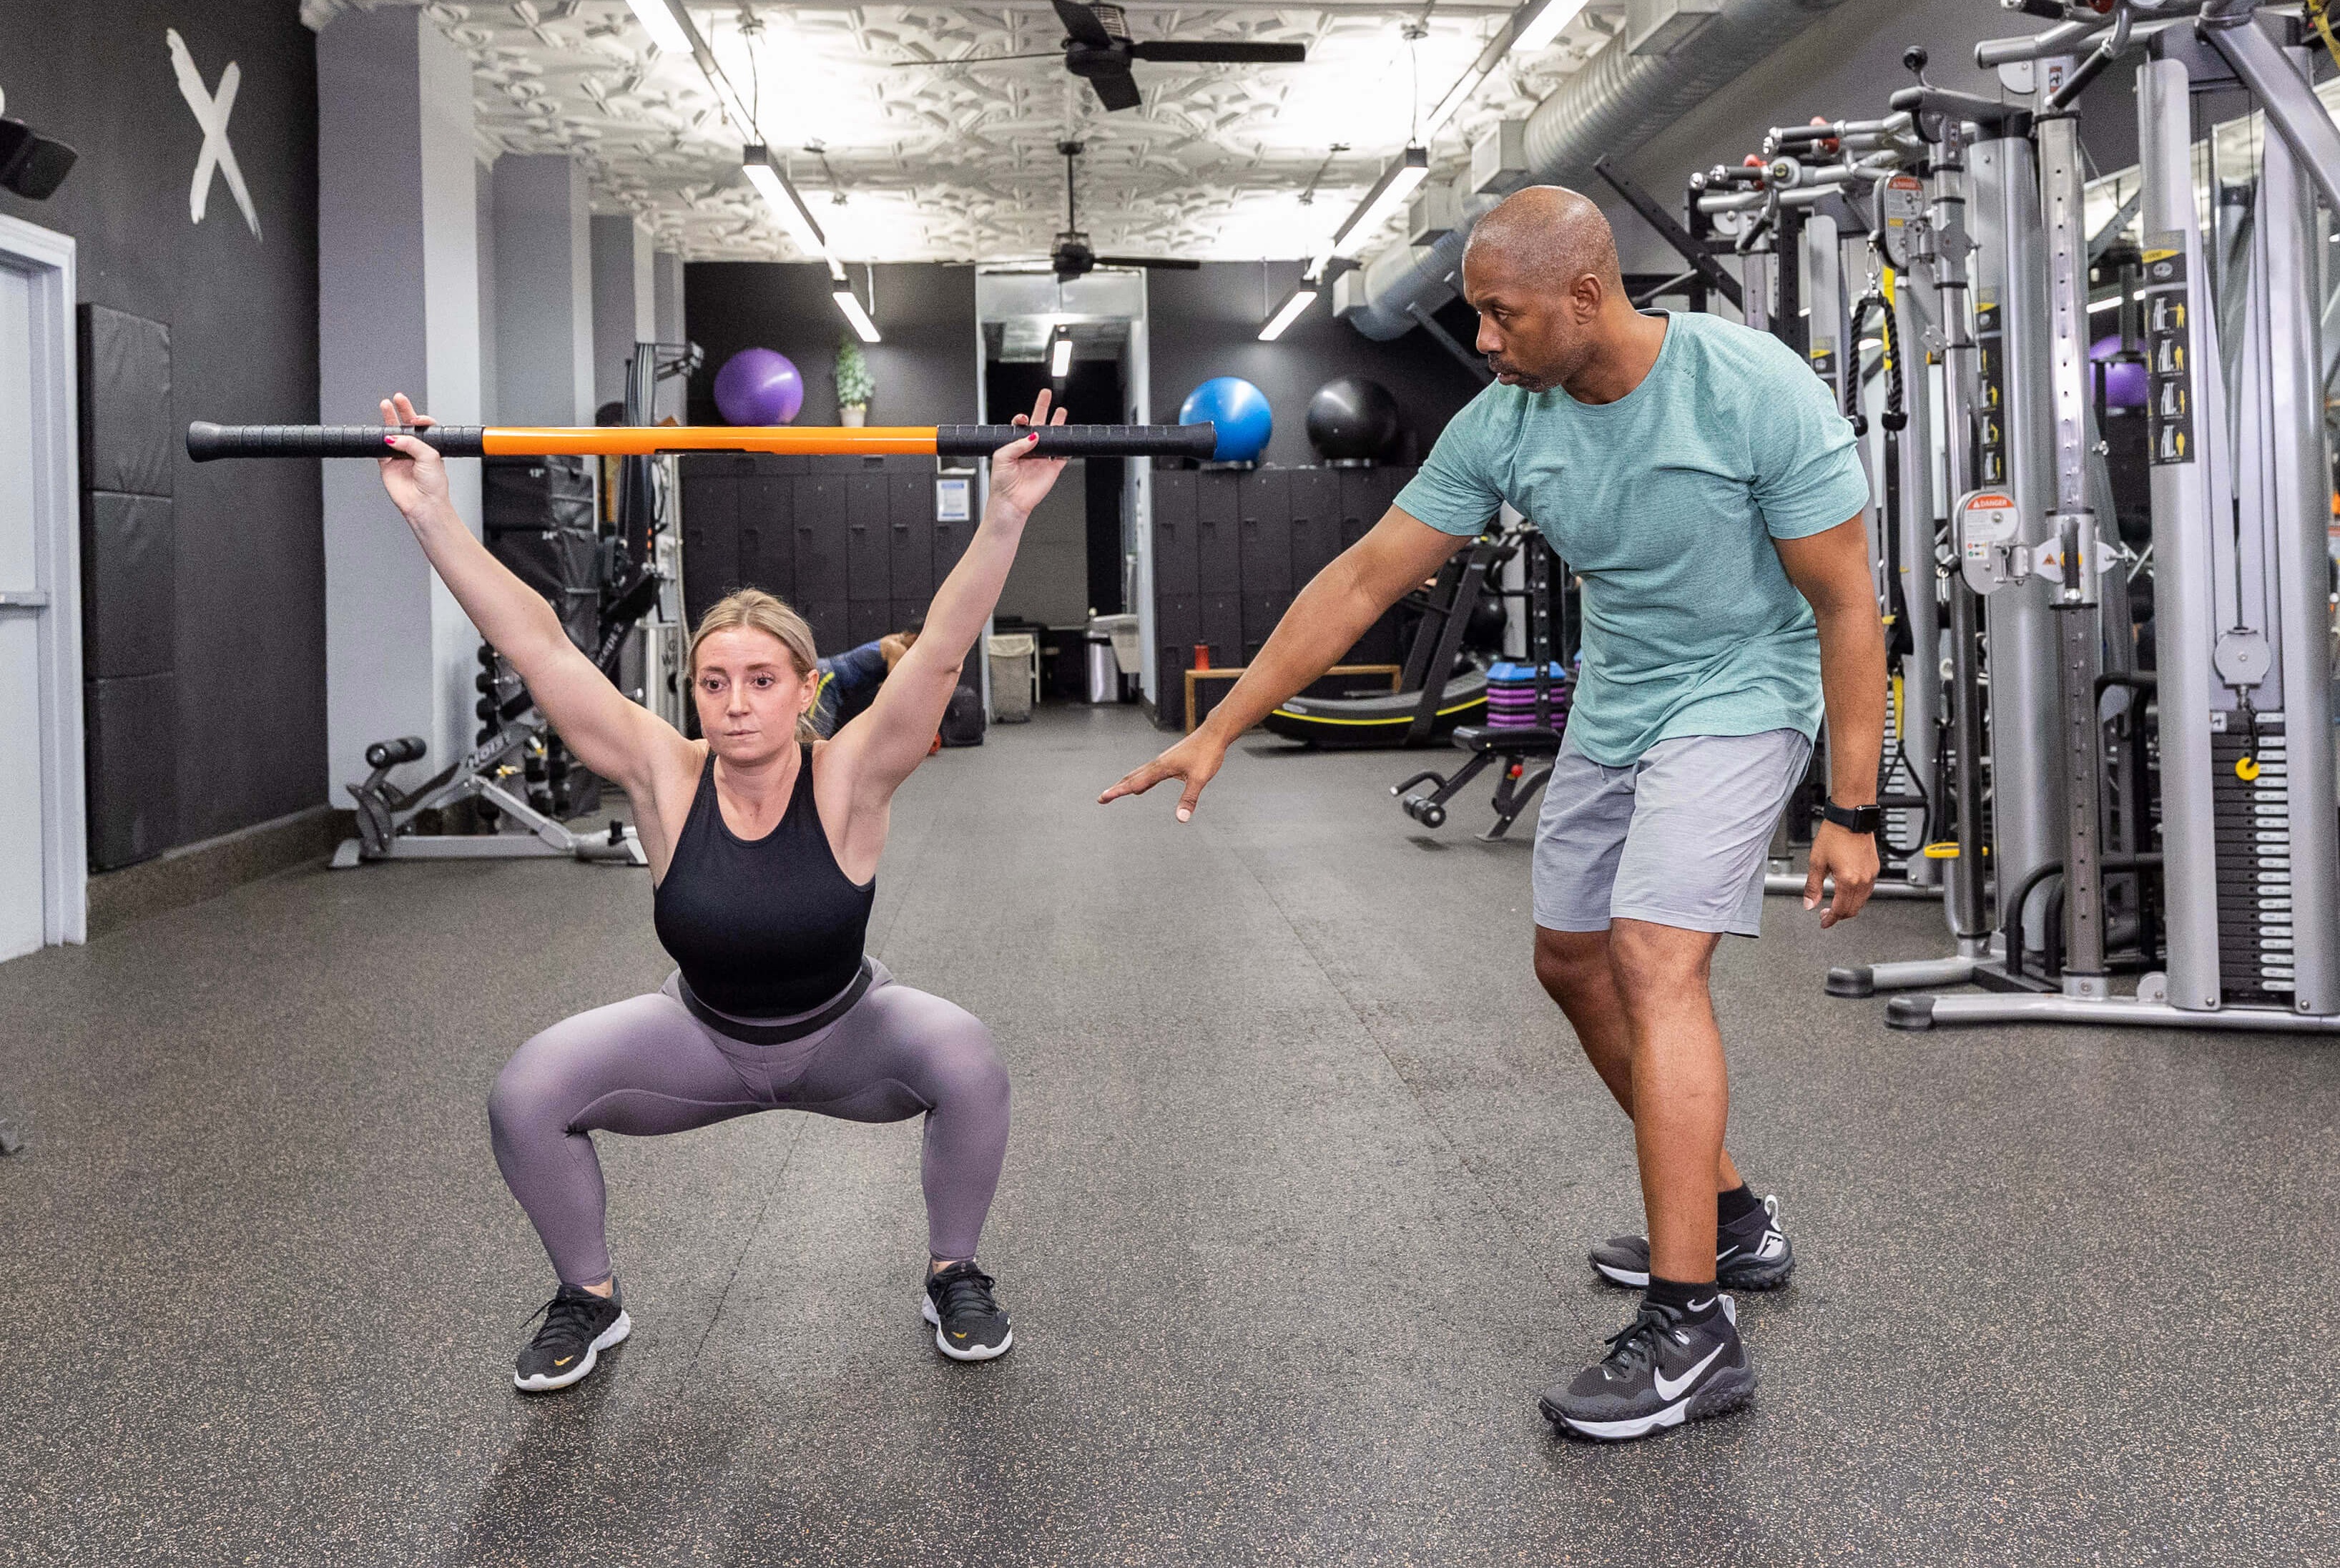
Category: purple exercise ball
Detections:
[
  {"x1": 2090, "y1": 335, "x2": 2148, "y2": 410},
  {"x1": 713, "y1": 347, "x2": 805, "y2": 425}
]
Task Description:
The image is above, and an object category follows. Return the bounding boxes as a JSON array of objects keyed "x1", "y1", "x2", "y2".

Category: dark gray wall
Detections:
[
  {"x1": 1149, "y1": 261, "x2": 1485, "y2": 468},
  {"x1": 0, "y1": 0, "x2": 324, "y2": 864},
  {"x1": 685, "y1": 262, "x2": 979, "y2": 427}
]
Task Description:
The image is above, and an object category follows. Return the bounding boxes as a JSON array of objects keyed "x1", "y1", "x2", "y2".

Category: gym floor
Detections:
[{"x1": 2, "y1": 706, "x2": 2334, "y2": 1566}]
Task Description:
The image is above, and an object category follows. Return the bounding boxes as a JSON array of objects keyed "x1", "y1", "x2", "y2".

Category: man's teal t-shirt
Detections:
[{"x1": 1396, "y1": 310, "x2": 1870, "y2": 766}]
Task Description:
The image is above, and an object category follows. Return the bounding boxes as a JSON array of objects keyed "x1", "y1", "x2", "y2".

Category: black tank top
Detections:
[{"x1": 652, "y1": 745, "x2": 875, "y2": 1017}]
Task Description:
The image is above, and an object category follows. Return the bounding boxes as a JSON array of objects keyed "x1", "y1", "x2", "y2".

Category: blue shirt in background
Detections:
[{"x1": 1395, "y1": 310, "x2": 1871, "y2": 766}]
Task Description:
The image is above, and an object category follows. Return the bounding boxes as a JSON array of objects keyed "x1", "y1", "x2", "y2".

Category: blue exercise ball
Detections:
[{"x1": 1179, "y1": 376, "x2": 1274, "y2": 463}]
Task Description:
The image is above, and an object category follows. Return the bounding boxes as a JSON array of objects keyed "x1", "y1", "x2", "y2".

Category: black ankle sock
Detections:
[
  {"x1": 1716, "y1": 1183, "x2": 1763, "y2": 1228},
  {"x1": 1645, "y1": 1274, "x2": 1723, "y2": 1323}
]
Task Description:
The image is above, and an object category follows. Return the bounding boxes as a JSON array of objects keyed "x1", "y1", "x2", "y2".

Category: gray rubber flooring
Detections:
[{"x1": 2, "y1": 704, "x2": 2335, "y2": 1566}]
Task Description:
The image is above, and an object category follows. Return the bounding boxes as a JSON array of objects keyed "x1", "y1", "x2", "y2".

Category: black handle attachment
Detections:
[
  {"x1": 935, "y1": 423, "x2": 1217, "y2": 459},
  {"x1": 187, "y1": 422, "x2": 488, "y2": 462}
]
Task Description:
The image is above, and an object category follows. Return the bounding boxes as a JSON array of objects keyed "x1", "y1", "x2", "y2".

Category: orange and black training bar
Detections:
[{"x1": 185, "y1": 420, "x2": 1218, "y2": 463}]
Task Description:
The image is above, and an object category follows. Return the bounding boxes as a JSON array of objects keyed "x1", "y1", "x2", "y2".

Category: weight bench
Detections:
[{"x1": 1392, "y1": 724, "x2": 1563, "y2": 842}]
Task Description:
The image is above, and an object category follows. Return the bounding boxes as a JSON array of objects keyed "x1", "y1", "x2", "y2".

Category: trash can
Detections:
[
  {"x1": 987, "y1": 632, "x2": 1036, "y2": 722},
  {"x1": 1081, "y1": 634, "x2": 1119, "y2": 702},
  {"x1": 1090, "y1": 613, "x2": 1141, "y2": 704}
]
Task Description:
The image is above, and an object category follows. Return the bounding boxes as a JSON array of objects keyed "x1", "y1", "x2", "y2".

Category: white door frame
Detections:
[{"x1": 0, "y1": 212, "x2": 87, "y2": 947}]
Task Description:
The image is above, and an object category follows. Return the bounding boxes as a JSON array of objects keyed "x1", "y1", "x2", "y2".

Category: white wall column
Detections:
[
  {"x1": 491, "y1": 154, "x2": 592, "y2": 427},
  {"x1": 652, "y1": 249, "x2": 687, "y2": 420},
  {"x1": 591, "y1": 214, "x2": 655, "y2": 415},
  {"x1": 316, "y1": 5, "x2": 482, "y2": 799}
]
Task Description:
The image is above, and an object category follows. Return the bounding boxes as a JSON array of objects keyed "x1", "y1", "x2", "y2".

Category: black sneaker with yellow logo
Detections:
[
  {"x1": 513, "y1": 1279, "x2": 631, "y2": 1392},
  {"x1": 922, "y1": 1261, "x2": 1012, "y2": 1361}
]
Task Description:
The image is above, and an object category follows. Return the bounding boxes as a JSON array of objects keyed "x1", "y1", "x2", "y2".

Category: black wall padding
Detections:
[
  {"x1": 77, "y1": 304, "x2": 177, "y2": 869},
  {"x1": 82, "y1": 493, "x2": 175, "y2": 679},
  {"x1": 79, "y1": 305, "x2": 173, "y2": 498},
  {"x1": 484, "y1": 455, "x2": 595, "y2": 533},
  {"x1": 85, "y1": 673, "x2": 180, "y2": 869},
  {"x1": 484, "y1": 456, "x2": 599, "y2": 649}
]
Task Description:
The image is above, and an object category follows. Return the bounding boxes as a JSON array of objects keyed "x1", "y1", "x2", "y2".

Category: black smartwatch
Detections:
[{"x1": 1822, "y1": 799, "x2": 1882, "y2": 834}]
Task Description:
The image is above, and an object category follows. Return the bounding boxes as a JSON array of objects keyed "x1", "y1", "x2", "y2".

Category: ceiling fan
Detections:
[
  {"x1": 990, "y1": 142, "x2": 1202, "y2": 282},
  {"x1": 895, "y1": 0, "x2": 1307, "y2": 113}
]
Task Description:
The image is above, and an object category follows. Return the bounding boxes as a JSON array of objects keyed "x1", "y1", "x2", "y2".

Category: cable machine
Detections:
[{"x1": 1895, "y1": 0, "x2": 2340, "y2": 1033}]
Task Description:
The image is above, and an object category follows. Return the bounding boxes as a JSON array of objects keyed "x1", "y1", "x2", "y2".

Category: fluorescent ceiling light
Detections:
[
  {"x1": 1258, "y1": 286, "x2": 1319, "y2": 342},
  {"x1": 1049, "y1": 333, "x2": 1074, "y2": 377},
  {"x1": 1512, "y1": 0, "x2": 1592, "y2": 55},
  {"x1": 833, "y1": 285, "x2": 882, "y2": 343},
  {"x1": 1327, "y1": 146, "x2": 1431, "y2": 258},
  {"x1": 744, "y1": 146, "x2": 826, "y2": 256},
  {"x1": 2088, "y1": 295, "x2": 2123, "y2": 314},
  {"x1": 625, "y1": 0, "x2": 692, "y2": 56},
  {"x1": 1423, "y1": 69, "x2": 1493, "y2": 139}
]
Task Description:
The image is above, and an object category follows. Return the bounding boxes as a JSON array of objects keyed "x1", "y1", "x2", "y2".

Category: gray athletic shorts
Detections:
[{"x1": 1533, "y1": 729, "x2": 1814, "y2": 938}]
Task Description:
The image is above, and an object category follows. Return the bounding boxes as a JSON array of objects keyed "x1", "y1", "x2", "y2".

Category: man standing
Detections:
[{"x1": 1100, "y1": 187, "x2": 1883, "y2": 1441}]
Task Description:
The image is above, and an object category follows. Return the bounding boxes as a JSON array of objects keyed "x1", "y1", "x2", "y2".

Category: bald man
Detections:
[{"x1": 1102, "y1": 186, "x2": 1884, "y2": 1442}]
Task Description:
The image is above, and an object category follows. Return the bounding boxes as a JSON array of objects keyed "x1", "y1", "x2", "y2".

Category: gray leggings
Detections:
[{"x1": 487, "y1": 961, "x2": 1010, "y2": 1286}]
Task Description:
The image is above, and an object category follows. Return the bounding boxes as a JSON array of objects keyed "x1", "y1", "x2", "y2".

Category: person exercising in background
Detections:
[
  {"x1": 1102, "y1": 187, "x2": 1884, "y2": 1441},
  {"x1": 373, "y1": 388, "x2": 1074, "y2": 1391},
  {"x1": 813, "y1": 627, "x2": 920, "y2": 736}
]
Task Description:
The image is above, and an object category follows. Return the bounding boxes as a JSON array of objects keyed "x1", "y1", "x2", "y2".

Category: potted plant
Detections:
[{"x1": 835, "y1": 337, "x2": 875, "y2": 426}]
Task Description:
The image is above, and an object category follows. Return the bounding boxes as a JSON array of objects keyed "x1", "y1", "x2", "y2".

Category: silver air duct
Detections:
[{"x1": 1344, "y1": 0, "x2": 1853, "y2": 340}]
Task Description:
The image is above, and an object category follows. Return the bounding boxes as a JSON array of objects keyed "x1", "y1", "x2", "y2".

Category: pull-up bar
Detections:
[{"x1": 185, "y1": 421, "x2": 1219, "y2": 463}]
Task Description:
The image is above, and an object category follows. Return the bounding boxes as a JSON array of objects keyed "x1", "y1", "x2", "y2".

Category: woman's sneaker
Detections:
[
  {"x1": 922, "y1": 1262, "x2": 1013, "y2": 1361},
  {"x1": 1588, "y1": 1194, "x2": 1794, "y2": 1291},
  {"x1": 1539, "y1": 1296, "x2": 1756, "y2": 1442},
  {"x1": 513, "y1": 1280, "x2": 631, "y2": 1392}
]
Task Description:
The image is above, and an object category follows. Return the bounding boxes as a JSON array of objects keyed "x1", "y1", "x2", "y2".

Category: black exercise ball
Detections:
[
  {"x1": 1306, "y1": 376, "x2": 1401, "y2": 464},
  {"x1": 1463, "y1": 596, "x2": 1507, "y2": 651}
]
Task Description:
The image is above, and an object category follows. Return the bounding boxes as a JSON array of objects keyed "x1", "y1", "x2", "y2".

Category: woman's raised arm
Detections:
[{"x1": 375, "y1": 393, "x2": 684, "y2": 797}]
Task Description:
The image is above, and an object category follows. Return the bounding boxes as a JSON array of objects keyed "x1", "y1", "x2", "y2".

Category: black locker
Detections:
[
  {"x1": 800, "y1": 600, "x2": 850, "y2": 653},
  {"x1": 847, "y1": 599, "x2": 890, "y2": 646},
  {"x1": 679, "y1": 469, "x2": 739, "y2": 625},
  {"x1": 1199, "y1": 593, "x2": 1241, "y2": 668},
  {"x1": 1350, "y1": 609, "x2": 1403, "y2": 666},
  {"x1": 933, "y1": 511, "x2": 973, "y2": 582},
  {"x1": 1242, "y1": 592, "x2": 1292, "y2": 665},
  {"x1": 1196, "y1": 470, "x2": 1240, "y2": 593},
  {"x1": 792, "y1": 475, "x2": 847, "y2": 601},
  {"x1": 847, "y1": 473, "x2": 890, "y2": 603},
  {"x1": 1155, "y1": 592, "x2": 1201, "y2": 729},
  {"x1": 739, "y1": 475, "x2": 795, "y2": 598},
  {"x1": 1151, "y1": 468, "x2": 1198, "y2": 595},
  {"x1": 1288, "y1": 468, "x2": 1342, "y2": 586},
  {"x1": 888, "y1": 472, "x2": 933, "y2": 598},
  {"x1": 1338, "y1": 468, "x2": 1382, "y2": 548},
  {"x1": 1238, "y1": 470, "x2": 1291, "y2": 596},
  {"x1": 890, "y1": 597, "x2": 930, "y2": 637},
  {"x1": 752, "y1": 453, "x2": 807, "y2": 475}
]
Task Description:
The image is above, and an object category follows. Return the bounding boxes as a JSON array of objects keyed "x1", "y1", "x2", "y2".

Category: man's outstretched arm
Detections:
[{"x1": 1100, "y1": 509, "x2": 1470, "y2": 819}]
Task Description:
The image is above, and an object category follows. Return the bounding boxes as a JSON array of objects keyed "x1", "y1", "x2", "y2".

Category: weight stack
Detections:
[{"x1": 484, "y1": 455, "x2": 598, "y2": 649}]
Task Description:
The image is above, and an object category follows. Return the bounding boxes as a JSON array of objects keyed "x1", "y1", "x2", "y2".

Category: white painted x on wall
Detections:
[{"x1": 166, "y1": 28, "x2": 260, "y2": 240}]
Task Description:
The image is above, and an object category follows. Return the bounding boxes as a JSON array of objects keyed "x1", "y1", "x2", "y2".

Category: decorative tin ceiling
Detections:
[{"x1": 303, "y1": 1, "x2": 1621, "y2": 264}]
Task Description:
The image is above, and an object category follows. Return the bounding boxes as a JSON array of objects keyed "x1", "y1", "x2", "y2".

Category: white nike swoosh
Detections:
[
  {"x1": 1686, "y1": 1296, "x2": 1716, "y2": 1313},
  {"x1": 1716, "y1": 1246, "x2": 1741, "y2": 1261},
  {"x1": 1652, "y1": 1343, "x2": 1726, "y2": 1402}
]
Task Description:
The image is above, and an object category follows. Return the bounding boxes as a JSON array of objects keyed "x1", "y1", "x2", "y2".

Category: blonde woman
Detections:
[{"x1": 372, "y1": 390, "x2": 1068, "y2": 1391}]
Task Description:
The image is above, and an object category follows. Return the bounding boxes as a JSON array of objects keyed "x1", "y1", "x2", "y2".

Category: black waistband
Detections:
[{"x1": 679, "y1": 958, "x2": 872, "y2": 1045}]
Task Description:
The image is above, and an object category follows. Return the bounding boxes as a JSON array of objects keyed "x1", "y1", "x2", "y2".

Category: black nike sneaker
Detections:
[
  {"x1": 1588, "y1": 1194, "x2": 1794, "y2": 1291},
  {"x1": 513, "y1": 1280, "x2": 631, "y2": 1393},
  {"x1": 1540, "y1": 1296, "x2": 1756, "y2": 1441},
  {"x1": 922, "y1": 1261, "x2": 1012, "y2": 1361}
]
